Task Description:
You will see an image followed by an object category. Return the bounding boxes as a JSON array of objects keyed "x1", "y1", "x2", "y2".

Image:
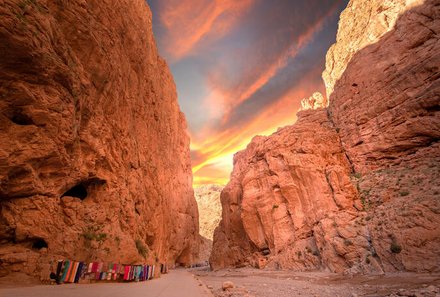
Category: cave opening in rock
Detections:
[
  {"x1": 261, "y1": 248, "x2": 271, "y2": 256},
  {"x1": 10, "y1": 110, "x2": 34, "y2": 126},
  {"x1": 32, "y1": 239, "x2": 48, "y2": 250},
  {"x1": 61, "y1": 178, "x2": 107, "y2": 200},
  {"x1": 62, "y1": 184, "x2": 88, "y2": 200},
  {"x1": 427, "y1": 105, "x2": 440, "y2": 112}
]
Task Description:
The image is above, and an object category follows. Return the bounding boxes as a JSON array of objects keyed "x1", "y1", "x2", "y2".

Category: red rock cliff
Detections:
[
  {"x1": 0, "y1": 0, "x2": 199, "y2": 278},
  {"x1": 211, "y1": 0, "x2": 440, "y2": 273}
]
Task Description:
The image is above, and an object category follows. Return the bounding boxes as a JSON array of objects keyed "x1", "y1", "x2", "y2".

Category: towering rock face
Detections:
[
  {"x1": 211, "y1": 0, "x2": 440, "y2": 273},
  {"x1": 211, "y1": 110, "x2": 366, "y2": 272},
  {"x1": 322, "y1": 0, "x2": 424, "y2": 98},
  {"x1": 327, "y1": 0, "x2": 440, "y2": 273},
  {"x1": 0, "y1": 0, "x2": 199, "y2": 278}
]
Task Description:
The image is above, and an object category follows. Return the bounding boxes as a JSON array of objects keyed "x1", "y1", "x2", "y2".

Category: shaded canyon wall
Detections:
[{"x1": 0, "y1": 0, "x2": 199, "y2": 278}]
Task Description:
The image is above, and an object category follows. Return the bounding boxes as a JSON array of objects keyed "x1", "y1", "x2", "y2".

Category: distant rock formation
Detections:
[
  {"x1": 0, "y1": 0, "x2": 199, "y2": 278},
  {"x1": 197, "y1": 235, "x2": 213, "y2": 265},
  {"x1": 194, "y1": 184, "x2": 223, "y2": 265},
  {"x1": 300, "y1": 92, "x2": 327, "y2": 111},
  {"x1": 211, "y1": 0, "x2": 440, "y2": 273},
  {"x1": 195, "y1": 185, "x2": 223, "y2": 240}
]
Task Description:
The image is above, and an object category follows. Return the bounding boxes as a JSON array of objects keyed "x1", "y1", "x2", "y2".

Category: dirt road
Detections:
[
  {"x1": 0, "y1": 269, "x2": 213, "y2": 297},
  {"x1": 2, "y1": 268, "x2": 439, "y2": 297},
  {"x1": 192, "y1": 267, "x2": 440, "y2": 297}
]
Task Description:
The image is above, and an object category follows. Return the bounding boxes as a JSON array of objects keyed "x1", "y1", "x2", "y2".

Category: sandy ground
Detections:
[
  {"x1": 1, "y1": 268, "x2": 439, "y2": 297},
  {"x1": 191, "y1": 267, "x2": 440, "y2": 297},
  {"x1": 0, "y1": 269, "x2": 213, "y2": 297}
]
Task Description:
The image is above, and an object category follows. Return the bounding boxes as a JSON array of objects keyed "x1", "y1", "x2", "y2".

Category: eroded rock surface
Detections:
[
  {"x1": 328, "y1": 0, "x2": 440, "y2": 273},
  {"x1": 299, "y1": 92, "x2": 327, "y2": 111},
  {"x1": 322, "y1": 0, "x2": 424, "y2": 98},
  {"x1": 211, "y1": 0, "x2": 440, "y2": 273},
  {"x1": 0, "y1": 0, "x2": 198, "y2": 278},
  {"x1": 211, "y1": 110, "x2": 368, "y2": 272}
]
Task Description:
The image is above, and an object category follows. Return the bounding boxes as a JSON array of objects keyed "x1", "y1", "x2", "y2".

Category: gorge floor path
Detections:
[
  {"x1": 0, "y1": 269, "x2": 213, "y2": 297},
  {"x1": 192, "y1": 268, "x2": 440, "y2": 297}
]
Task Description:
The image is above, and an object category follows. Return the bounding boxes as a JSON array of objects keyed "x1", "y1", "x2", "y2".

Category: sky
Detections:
[{"x1": 147, "y1": 0, "x2": 349, "y2": 186}]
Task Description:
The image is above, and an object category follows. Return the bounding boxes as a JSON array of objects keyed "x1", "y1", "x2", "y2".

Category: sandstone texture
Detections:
[
  {"x1": 196, "y1": 235, "x2": 212, "y2": 265},
  {"x1": 211, "y1": 0, "x2": 440, "y2": 273},
  {"x1": 0, "y1": 0, "x2": 199, "y2": 278},
  {"x1": 299, "y1": 92, "x2": 327, "y2": 111},
  {"x1": 328, "y1": 0, "x2": 440, "y2": 273},
  {"x1": 211, "y1": 110, "x2": 364, "y2": 272},
  {"x1": 322, "y1": 0, "x2": 424, "y2": 98}
]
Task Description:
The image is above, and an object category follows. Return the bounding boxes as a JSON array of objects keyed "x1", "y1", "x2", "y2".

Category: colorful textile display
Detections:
[
  {"x1": 69, "y1": 262, "x2": 79, "y2": 283},
  {"x1": 66, "y1": 261, "x2": 73, "y2": 282},
  {"x1": 123, "y1": 265, "x2": 130, "y2": 280},
  {"x1": 150, "y1": 265, "x2": 155, "y2": 279},
  {"x1": 110, "y1": 263, "x2": 117, "y2": 280},
  {"x1": 66, "y1": 262, "x2": 74, "y2": 283},
  {"x1": 60, "y1": 260, "x2": 70, "y2": 283},
  {"x1": 91, "y1": 262, "x2": 98, "y2": 273},
  {"x1": 50, "y1": 259, "x2": 167, "y2": 284},
  {"x1": 142, "y1": 266, "x2": 147, "y2": 281},
  {"x1": 75, "y1": 262, "x2": 85, "y2": 283},
  {"x1": 55, "y1": 260, "x2": 63, "y2": 282},
  {"x1": 137, "y1": 266, "x2": 142, "y2": 281}
]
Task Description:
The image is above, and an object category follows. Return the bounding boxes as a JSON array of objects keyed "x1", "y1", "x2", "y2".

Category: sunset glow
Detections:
[{"x1": 148, "y1": 0, "x2": 349, "y2": 186}]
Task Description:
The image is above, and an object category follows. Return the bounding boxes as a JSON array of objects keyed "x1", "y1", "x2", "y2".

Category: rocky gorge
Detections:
[
  {"x1": 211, "y1": 0, "x2": 440, "y2": 273},
  {"x1": 0, "y1": 0, "x2": 439, "y2": 289},
  {"x1": 0, "y1": 0, "x2": 199, "y2": 279}
]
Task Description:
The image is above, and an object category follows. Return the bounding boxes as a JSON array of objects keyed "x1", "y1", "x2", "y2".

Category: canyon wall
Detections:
[
  {"x1": 211, "y1": 0, "x2": 440, "y2": 273},
  {"x1": 211, "y1": 110, "x2": 366, "y2": 272},
  {"x1": 322, "y1": 0, "x2": 425, "y2": 98},
  {"x1": 0, "y1": 0, "x2": 199, "y2": 278}
]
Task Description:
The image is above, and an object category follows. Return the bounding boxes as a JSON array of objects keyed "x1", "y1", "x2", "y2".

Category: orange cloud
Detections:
[
  {"x1": 206, "y1": 1, "x2": 342, "y2": 121},
  {"x1": 159, "y1": 0, "x2": 254, "y2": 60},
  {"x1": 153, "y1": 0, "x2": 346, "y2": 186},
  {"x1": 192, "y1": 69, "x2": 323, "y2": 186}
]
